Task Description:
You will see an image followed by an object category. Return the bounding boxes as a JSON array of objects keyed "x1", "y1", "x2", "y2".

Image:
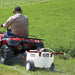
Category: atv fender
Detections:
[{"x1": 2, "y1": 38, "x2": 21, "y2": 46}]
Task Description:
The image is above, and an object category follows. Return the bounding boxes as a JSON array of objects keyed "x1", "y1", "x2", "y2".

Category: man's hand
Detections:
[{"x1": 1, "y1": 24, "x2": 3, "y2": 27}]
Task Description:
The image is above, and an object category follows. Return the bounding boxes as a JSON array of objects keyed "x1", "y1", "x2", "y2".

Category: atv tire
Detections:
[{"x1": 0, "y1": 45, "x2": 14, "y2": 65}]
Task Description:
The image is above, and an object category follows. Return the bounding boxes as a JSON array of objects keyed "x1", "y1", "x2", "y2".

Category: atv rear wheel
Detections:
[{"x1": 0, "y1": 45, "x2": 14, "y2": 65}]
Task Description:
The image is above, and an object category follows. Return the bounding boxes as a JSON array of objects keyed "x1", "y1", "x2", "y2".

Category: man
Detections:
[{"x1": 2, "y1": 6, "x2": 29, "y2": 38}]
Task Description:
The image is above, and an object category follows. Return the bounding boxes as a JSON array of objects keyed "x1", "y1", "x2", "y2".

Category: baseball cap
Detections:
[{"x1": 14, "y1": 7, "x2": 22, "y2": 11}]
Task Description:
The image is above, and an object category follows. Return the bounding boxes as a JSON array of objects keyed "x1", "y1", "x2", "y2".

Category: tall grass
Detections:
[
  {"x1": 0, "y1": 0, "x2": 75, "y2": 75},
  {"x1": 0, "y1": 0, "x2": 75, "y2": 57},
  {"x1": 23, "y1": 0, "x2": 75, "y2": 56}
]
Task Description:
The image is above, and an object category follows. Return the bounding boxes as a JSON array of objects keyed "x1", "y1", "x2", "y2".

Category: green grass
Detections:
[
  {"x1": 0, "y1": 0, "x2": 75, "y2": 75},
  {"x1": 0, "y1": 0, "x2": 75, "y2": 54},
  {"x1": 0, "y1": 0, "x2": 75, "y2": 51},
  {"x1": 31, "y1": 1, "x2": 75, "y2": 48},
  {"x1": 25, "y1": 0, "x2": 75, "y2": 55},
  {"x1": 0, "y1": 57, "x2": 75, "y2": 75},
  {"x1": 0, "y1": 0, "x2": 55, "y2": 8}
]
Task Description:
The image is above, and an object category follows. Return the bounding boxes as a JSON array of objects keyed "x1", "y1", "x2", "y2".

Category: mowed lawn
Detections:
[
  {"x1": 0, "y1": 57, "x2": 75, "y2": 75},
  {"x1": 0, "y1": 0, "x2": 75, "y2": 75}
]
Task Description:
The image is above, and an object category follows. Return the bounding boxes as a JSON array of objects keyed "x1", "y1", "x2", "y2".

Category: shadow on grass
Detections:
[
  {"x1": 14, "y1": 53, "x2": 25, "y2": 66},
  {"x1": 34, "y1": 68, "x2": 65, "y2": 73},
  {"x1": 54, "y1": 69, "x2": 65, "y2": 73}
]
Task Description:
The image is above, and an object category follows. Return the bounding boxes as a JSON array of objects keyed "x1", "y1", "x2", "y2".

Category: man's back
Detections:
[
  {"x1": 11, "y1": 13, "x2": 29, "y2": 36},
  {"x1": 3, "y1": 7, "x2": 29, "y2": 37}
]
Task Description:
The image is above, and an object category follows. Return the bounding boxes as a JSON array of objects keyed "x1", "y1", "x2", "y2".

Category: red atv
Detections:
[{"x1": 0, "y1": 27, "x2": 44, "y2": 65}]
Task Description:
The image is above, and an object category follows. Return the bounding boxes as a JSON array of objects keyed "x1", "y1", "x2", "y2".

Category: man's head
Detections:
[{"x1": 13, "y1": 7, "x2": 22, "y2": 14}]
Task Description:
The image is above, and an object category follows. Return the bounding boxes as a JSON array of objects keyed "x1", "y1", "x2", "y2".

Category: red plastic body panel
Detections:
[{"x1": 0, "y1": 34, "x2": 4, "y2": 39}]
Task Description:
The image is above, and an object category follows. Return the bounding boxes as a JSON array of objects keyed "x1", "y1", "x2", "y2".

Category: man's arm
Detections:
[{"x1": 3, "y1": 16, "x2": 13, "y2": 28}]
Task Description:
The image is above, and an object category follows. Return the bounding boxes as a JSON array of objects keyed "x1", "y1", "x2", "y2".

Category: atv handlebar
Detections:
[
  {"x1": 1, "y1": 24, "x2": 3, "y2": 27},
  {"x1": 1, "y1": 24, "x2": 11, "y2": 32},
  {"x1": 7, "y1": 29, "x2": 11, "y2": 32}
]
